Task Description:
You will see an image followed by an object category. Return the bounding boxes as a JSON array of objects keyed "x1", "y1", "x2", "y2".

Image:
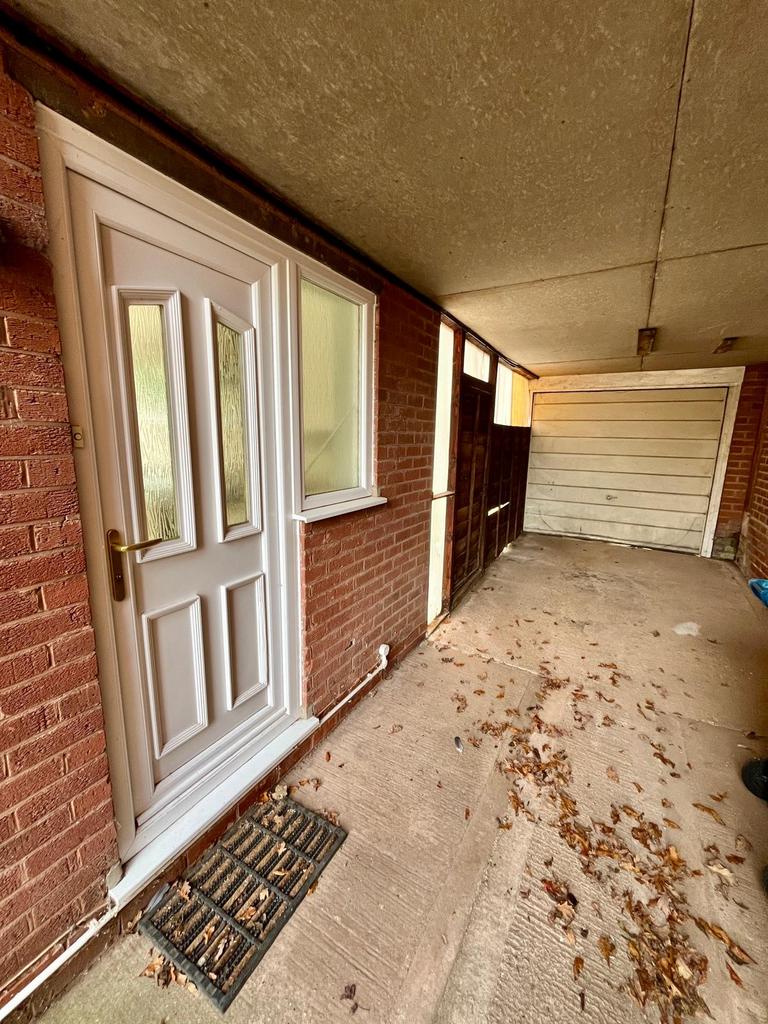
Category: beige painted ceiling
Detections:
[{"x1": 12, "y1": 0, "x2": 768, "y2": 374}]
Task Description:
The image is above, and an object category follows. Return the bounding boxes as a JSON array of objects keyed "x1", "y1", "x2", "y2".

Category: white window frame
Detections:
[{"x1": 290, "y1": 259, "x2": 384, "y2": 521}]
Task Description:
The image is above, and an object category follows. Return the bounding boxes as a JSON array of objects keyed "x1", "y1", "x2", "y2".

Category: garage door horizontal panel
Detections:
[
  {"x1": 536, "y1": 387, "x2": 726, "y2": 405},
  {"x1": 527, "y1": 468, "x2": 713, "y2": 495},
  {"x1": 530, "y1": 436, "x2": 720, "y2": 459},
  {"x1": 529, "y1": 452, "x2": 715, "y2": 477},
  {"x1": 526, "y1": 498, "x2": 706, "y2": 531},
  {"x1": 525, "y1": 385, "x2": 727, "y2": 555},
  {"x1": 533, "y1": 418, "x2": 723, "y2": 440},
  {"x1": 526, "y1": 483, "x2": 710, "y2": 514},
  {"x1": 535, "y1": 400, "x2": 725, "y2": 422},
  {"x1": 524, "y1": 513, "x2": 702, "y2": 551}
]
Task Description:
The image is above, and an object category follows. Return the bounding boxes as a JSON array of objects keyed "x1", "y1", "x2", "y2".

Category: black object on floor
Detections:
[
  {"x1": 742, "y1": 758, "x2": 768, "y2": 801},
  {"x1": 139, "y1": 797, "x2": 346, "y2": 1012}
]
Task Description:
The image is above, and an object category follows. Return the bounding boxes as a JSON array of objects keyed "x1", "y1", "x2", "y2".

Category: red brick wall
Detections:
[
  {"x1": 736, "y1": 369, "x2": 768, "y2": 579},
  {"x1": 713, "y1": 364, "x2": 768, "y2": 559},
  {"x1": 303, "y1": 284, "x2": 439, "y2": 714},
  {"x1": 0, "y1": 52, "x2": 441, "y2": 1004},
  {"x1": 0, "y1": 65, "x2": 118, "y2": 999},
  {"x1": 742, "y1": 435, "x2": 768, "y2": 579}
]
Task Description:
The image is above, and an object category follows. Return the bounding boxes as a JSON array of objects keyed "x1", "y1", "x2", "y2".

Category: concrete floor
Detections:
[{"x1": 37, "y1": 535, "x2": 768, "y2": 1024}]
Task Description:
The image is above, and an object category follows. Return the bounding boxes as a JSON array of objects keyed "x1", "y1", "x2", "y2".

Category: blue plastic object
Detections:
[{"x1": 748, "y1": 578, "x2": 768, "y2": 608}]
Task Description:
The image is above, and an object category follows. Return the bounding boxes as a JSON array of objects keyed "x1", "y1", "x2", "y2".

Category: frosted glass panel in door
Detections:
[
  {"x1": 126, "y1": 303, "x2": 179, "y2": 541},
  {"x1": 215, "y1": 321, "x2": 249, "y2": 528},
  {"x1": 300, "y1": 279, "x2": 360, "y2": 495}
]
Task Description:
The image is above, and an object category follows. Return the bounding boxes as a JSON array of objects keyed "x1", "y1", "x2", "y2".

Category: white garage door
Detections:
[{"x1": 524, "y1": 387, "x2": 727, "y2": 553}]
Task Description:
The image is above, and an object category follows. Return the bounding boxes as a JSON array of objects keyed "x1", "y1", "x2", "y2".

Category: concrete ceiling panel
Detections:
[
  {"x1": 12, "y1": 0, "x2": 690, "y2": 295},
  {"x1": 641, "y1": 349, "x2": 768, "y2": 371},
  {"x1": 526, "y1": 357, "x2": 643, "y2": 376},
  {"x1": 650, "y1": 247, "x2": 768, "y2": 361},
  {"x1": 11, "y1": 0, "x2": 768, "y2": 376},
  {"x1": 440, "y1": 263, "x2": 654, "y2": 370},
  {"x1": 661, "y1": 0, "x2": 768, "y2": 259}
]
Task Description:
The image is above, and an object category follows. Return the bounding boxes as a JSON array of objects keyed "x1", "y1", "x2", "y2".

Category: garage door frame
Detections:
[{"x1": 526, "y1": 367, "x2": 745, "y2": 557}]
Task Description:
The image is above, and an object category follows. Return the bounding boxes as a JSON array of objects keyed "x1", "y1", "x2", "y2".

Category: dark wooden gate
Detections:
[
  {"x1": 450, "y1": 375, "x2": 493, "y2": 606},
  {"x1": 484, "y1": 424, "x2": 531, "y2": 565}
]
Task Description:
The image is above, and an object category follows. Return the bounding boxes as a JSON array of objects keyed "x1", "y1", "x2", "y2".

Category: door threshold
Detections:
[{"x1": 108, "y1": 717, "x2": 319, "y2": 910}]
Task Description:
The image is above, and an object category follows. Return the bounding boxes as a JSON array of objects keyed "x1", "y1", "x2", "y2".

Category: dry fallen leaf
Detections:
[
  {"x1": 324, "y1": 750, "x2": 331, "y2": 762},
  {"x1": 606, "y1": 766, "x2": 619, "y2": 783},
  {"x1": 598, "y1": 935, "x2": 616, "y2": 966},
  {"x1": 706, "y1": 860, "x2": 734, "y2": 883},
  {"x1": 573, "y1": 956, "x2": 584, "y2": 981},
  {"x1": 693, "y1": 802, "x2": 725, "y2": 826},
  {"x1": 693, "y1": 918, "x2": 755, "y2": 965},
  {"x1": 726, "y1": 962, "x2": 743, "y2": 987}
]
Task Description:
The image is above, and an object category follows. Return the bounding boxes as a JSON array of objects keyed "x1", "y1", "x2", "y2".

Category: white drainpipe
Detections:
[
  {"x1": 0, "y1": 903, "x2": 120, "y2": 1022},
  {"x1": 319, "y1": 643, "x2": 390, "y2": 725}
]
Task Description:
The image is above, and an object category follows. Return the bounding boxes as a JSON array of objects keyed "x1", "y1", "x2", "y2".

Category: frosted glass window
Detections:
[
  {"x1": 432, "y1": 324, "x2": 455, "y2": 493},
  {"x1": 494, "y1": 364, "x2": 530, "y2": 426},
  {"x1": 494, "y1": 364, "x2": 513, "y2": 425},
  {"x1": 463, "y1": 338, "x2": 490, "y2": 381},
  {"x1": 427, "y1": 497, "x2": 448, "y2": 623},
  {"x1": 126, "y1": 304, "x2": 179, "y2": 541},
  {"x1": 300, "y1": 279, "x2": 360, "y2": 496},
  {"x1": 511, "y1": 371, "x2": 530, "y2": 426},
  {"x1": 214, "y1": 321, "x2": 250, "y2": 528}
]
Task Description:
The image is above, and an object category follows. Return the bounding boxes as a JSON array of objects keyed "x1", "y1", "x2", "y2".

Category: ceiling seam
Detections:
[
  {"x1": 444, "y1": 235, "x2": 768, "y2": 303},
  {"x1": 641, "y1": 0, "x2": 698, "y2": 370},
  {"x1": 440, "y1": 260, "x2": 653, "y2": 299}
]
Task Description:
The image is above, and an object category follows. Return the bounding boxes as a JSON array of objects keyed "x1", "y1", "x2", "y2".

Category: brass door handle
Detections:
[
  {"x1": 109, "y1": 533, "x2": 162, "y2": 553},
  {"x1": 106, "y1": 529, "x2": 162, "y2": 600}
]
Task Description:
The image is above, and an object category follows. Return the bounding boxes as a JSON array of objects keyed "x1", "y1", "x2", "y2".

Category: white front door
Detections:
[{"x1": 67, "y1": 173, "x2": 295, "y2": 855}]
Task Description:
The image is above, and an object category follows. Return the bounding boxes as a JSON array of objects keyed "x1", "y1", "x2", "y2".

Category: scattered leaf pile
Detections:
[{"x1": 474, "y1": 656, "x2": 756, "y2": 1022}]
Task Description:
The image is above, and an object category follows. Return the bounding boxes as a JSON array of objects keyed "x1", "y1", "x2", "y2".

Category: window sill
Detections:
[{"x1": 292, "y1": 495, "x2": 388, "y2": 523}]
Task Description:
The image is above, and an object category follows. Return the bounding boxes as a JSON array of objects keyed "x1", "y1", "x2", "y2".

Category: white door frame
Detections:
[
  {"x1": 527, "y1": 367, "x2": 745, "y2": 557},
  {"x1": 38, "y1": 107, "x2": 315, "y2": 861}
]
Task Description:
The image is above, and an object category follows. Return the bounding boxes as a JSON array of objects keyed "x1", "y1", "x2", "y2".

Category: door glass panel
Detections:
[
  {"x1": 215, "y1": 321, "x2": 249, "y2": 528},
  {"x1": 300, "y1": 279, "x2": 360, "y2": 496},
  {"x1": 126, "y1": 304, "x2": 179, "y2": 541}
]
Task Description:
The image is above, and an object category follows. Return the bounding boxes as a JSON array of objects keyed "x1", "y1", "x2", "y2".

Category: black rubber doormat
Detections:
[{"x1": 139, "y1": 797, "x2": 346, "y2": 1012}]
